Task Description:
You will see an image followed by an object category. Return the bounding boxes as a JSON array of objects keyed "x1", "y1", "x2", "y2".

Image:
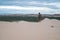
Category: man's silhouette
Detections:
[{"x1": 38, "y1": 12, "x2": 42, "y2": 21}]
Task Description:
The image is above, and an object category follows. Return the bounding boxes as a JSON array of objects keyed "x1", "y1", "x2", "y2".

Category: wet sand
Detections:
[{"x1": 0, "y1": 18, "x2": 60, "y2": 40}]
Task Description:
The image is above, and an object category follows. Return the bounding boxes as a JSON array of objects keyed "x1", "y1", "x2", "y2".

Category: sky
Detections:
[{"x1": 0, "y1": 0, "x2": 60, "y2": 14}]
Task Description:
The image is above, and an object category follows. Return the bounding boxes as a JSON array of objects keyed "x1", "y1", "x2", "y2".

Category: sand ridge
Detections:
[{"x1": 0, "y1": 18, "x2": 60, "y2": 40}]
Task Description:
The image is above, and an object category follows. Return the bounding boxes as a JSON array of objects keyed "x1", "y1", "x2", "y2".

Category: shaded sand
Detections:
[{"x1": 0, "y1": 18, "x2": 60, "y2": 40}]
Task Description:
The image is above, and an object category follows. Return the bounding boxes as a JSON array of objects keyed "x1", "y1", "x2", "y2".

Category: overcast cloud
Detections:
[{"x1": 0, "y1": 0, "x2": 60, "y2": 14}]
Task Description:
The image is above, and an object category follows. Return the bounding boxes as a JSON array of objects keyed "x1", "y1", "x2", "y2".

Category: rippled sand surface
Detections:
[{"x1": 0, "y1": 18, "x2": 60, "y2": 40}]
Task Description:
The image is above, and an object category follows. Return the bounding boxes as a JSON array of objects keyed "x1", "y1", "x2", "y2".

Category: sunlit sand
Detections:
[{"x1": 0, "y1": 18, "x2": 60, "y2": 40}]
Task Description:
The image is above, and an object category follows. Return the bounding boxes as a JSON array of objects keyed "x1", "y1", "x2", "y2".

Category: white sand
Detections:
[{"x1": 0, "y1": 18, "x2": 60, "y2": 40}]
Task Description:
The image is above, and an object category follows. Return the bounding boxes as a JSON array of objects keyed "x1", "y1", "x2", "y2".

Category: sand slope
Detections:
[{"x1": 0, "y1": 18, "x2": 60, "y2": 40}]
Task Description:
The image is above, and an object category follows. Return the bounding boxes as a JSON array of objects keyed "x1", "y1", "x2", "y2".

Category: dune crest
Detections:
[{"x1": 0, "y1": 18, "x2": 60, "y2": 40}]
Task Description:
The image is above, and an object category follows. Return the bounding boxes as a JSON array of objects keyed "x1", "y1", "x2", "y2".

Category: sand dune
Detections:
[{"x1": 0, "y1": 18, "x2": 60, "y2": 40}]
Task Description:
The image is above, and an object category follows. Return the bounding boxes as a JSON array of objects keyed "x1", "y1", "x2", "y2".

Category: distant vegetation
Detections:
[
  {"x1": 47, "y1": 17, "x2": 60, "y2": 20},
  {"x1": 42, "y1": 17, "x2": 60, "y2": 20},
  {"x1": 0, "y1": 14, "x2": 60, "y2": 22},
  {"x1": 0, "y1": 16, "x2": 39, "y2": 22}
]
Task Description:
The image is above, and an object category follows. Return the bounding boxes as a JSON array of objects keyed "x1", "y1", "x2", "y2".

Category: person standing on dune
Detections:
[{"x1": 38, "y1": 12, "x2": 42, "y2": 21}]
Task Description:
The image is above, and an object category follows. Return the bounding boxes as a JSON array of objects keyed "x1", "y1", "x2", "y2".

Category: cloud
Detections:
[
  {"x1": 26, "y1": 1, "x2": 60, "y2": 8},
  {"x1": 0, "y1": 0, "x2": 60, "y2": 14},
  {"x1": 42, "y1": 2, "x2": 60, "y2": 8},
  {"x1": 0, "y1": 6, "x2": 53, "y2": 12},
  {"x1": 0, "y1": 6, "x2": 55, "y2": 14},
  {"x1": 1, "y1": 0, "x2": 60, "y2": 2},
  {"x1": 0, "y1": 1, "x2": 60, "y2": 9}
]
